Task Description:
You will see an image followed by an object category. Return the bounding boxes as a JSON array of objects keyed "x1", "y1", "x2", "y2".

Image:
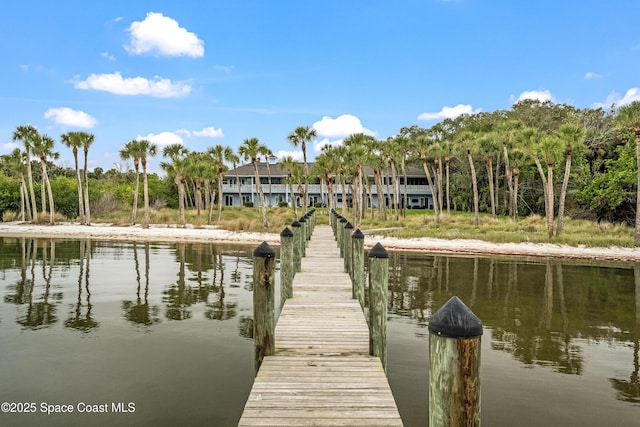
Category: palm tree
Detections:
[
  {"x1": 615, "y1": 101, "x2": 640, "y2": 242},
  {"x1": 412, "y1": 135, "x2": 440, "y2": 223},
  {"x1": 344, "y1": 133, "x2": 372, "y2": 228},
  {"x1": 120, "y1": 140, "x2": 144, "y2": 225},
  {"x1": 239, "y1": 137, "x2": 269, "y2": 227},
  {"x1": 80, "y1": 132, "x2": 95, "y2": 225},
  {"x1": 279, "y1": 156, "x2": 301, "y2": 219},
  {"x1": 496, "y1": 120, "x2": 523, "y2": 220},
  {"x1": 555, "y1": 124, "x2": 584, "y2": 236},
  {"x1": 12, "y1": 125, "x2": 38, "y2": 219},
  {"x1": 263, "y1": 149, "x2": 275, "y2": 207},
  {"x1": 31, "y1": 133, "x2": 58, "y2": 225},
  {"x1": 208, "y1": 144, "x2": 235, "y2": 222},
  {"x1": 367, "y1": 141, "x2": 387, "y2": 220},
  {"x1": 287, "y1": 126, "x2": 317, "y2": 214},
  {"x1": 531, "y1": 133, "x2": 562, "y2": 238},
  {"x1": 226, "y1": 150, "x2": 242, "y2": 207},
  {"x1": 136, "y1": 140, "x2": 157, "y2": 229},
  {"x1": 161, "y1": 144, "x2": 189, "y2": 224},
  {"x1": 1, "y1": 149, "x2": 30, "y2": 221},
  {"x1": 457, "y1": 131, "x2": 480, "y2": 227},
  {"x1": 185, "y1": 152, "x2": 210, "y2": 221},
  {"x1": 477, "y1": 133, "x2": 500, "y2": 217}
]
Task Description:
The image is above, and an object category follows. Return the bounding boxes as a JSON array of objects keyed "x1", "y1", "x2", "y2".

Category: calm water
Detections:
[{"x1": 0, "y1": 237, "x2": 638, "y2": 426}]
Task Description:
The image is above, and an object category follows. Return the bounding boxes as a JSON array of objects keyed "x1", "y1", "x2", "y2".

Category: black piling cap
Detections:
[
  {"x1": 339, "y1": 217, "x2": 347, "y2": 223},
  {"x1": 368, "y1": 242, "x2": 388, "y2": 259},
  {"x1": 299, "y1": 217, "x2": 307, "y2": 223},
  {"x1": 344, "y1": 222, "x2": 353, "y2": 229},
  {"x1": 352, "y1": 229, "x2": 365, "y2": 239},
  {"x1": 291, "y1": 220, "x2": 301, "y2": 227},
  {"x1": 253, "y1": 241, "x2": 276, "y2": 258},
  {"x1": 280, "y1": 227, "x2": 293, "y2": 237},
  {"x1": 428, "y1": 296, "x2": 483, "y2": 338}
]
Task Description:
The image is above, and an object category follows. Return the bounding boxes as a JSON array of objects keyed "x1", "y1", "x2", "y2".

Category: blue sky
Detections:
[{"x1": 1, "y1": 0, "x2": 639, "y2": 174}]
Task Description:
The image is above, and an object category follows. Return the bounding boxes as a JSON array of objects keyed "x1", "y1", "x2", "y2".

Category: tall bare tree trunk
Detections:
[{"x1": 556, "y1": 154, "x2": 572, "y2": 236}]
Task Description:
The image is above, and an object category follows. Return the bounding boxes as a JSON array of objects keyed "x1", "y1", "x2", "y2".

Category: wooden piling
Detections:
[
  {"x1": 368, "y1": 242, "x2": 389, "y2": 371},
  {"x1": 279, "y1": 227, "x2": 294, "y2": 306},
  {"x1": 331, "y1": 210, "x2": 337, "y2": 239},
  {"x1": 253, "y1": 241, "x2": 276, "y2": 374},
  {"x1": 352, "y1": 228, "x2": 365, "y2": 308},
  {"x1": 428, "y1": 296, "x2": 483, "y2": 427},
  {"x1": 298, "y1": 217, "x2": 307, "y2": 257},
  {"x1": 339, "y1": 217, "x2": 347, "y2": 257},
  {"x1": 343, "y1": 221, "x2": 353, "y2": 276},
  {"x1": 291, "y1": 220, "x2": 302, "y2": 273}
]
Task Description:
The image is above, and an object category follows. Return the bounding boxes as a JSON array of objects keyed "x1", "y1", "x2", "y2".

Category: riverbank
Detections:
[{"x1": 1, "y1": 221, "x2": 640, "y2": 263}]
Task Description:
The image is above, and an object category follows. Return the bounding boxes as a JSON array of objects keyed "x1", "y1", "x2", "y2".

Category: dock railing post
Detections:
[
  {"x1": 253, "y1": 241, "x2": 276, "y2": 374},
  {"x1": 339, "y1": 217, "x2": 347, "y2": 257},
  {"x1": 298, "y1": 217, "x2": 307, "y2": 257},
  {"x1": 368, "y1": 242, "x2": 389, "y2": 371},
  {"x1": 331, "y1": 210, "x2": 337, "y2": 240},
  {"x1": 428, "y1": 296, "x2": 483, "y2": 427},
  {"x1": 280, "y1": 227, "x2": 294, "y2": 306},
  {"x1": 291, "y1": 220, "x2": 302, "y2": 273},
  {"x1": 343, "y1": 221, "x2": 353, "y2": 275},
  {"x1": 351, "y1": 229, "x2": 365, "y2": 308}
]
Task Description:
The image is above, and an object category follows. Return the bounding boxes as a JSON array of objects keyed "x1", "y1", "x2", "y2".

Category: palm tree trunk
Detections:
[
  {"x1": 216, "y1": 177, "x2": 224, "y2": 223},
  {"x1": 513, "y1": 169, "x2": 520, "y2": 221},
  {"x1": 534, "y1": 157, "x2": 549, "y2": 229},
  {"x1": 556, "y1": 154, "x2": 572, "y2": 236},
  {"x1": 468, "y1": 152, "x2": 479, "y2": 227},
  {"x1": 374, "y1": 170, "x2": 386, "y2": 220},
  {"x1": 421, "y1": 160, "x2": 440, "y2": 223},
  {"x1": 26, "y1": 152, "x2": 37, "y2": 220},
  {"x1": 485, "y1": 158, "x2": 496, "y2": 217},
  {"x1": 132, "y1": 170, "x2": 140, "y2": 225},
  {"x1": 494, "y1": 153, "x2": 501, "y2": 215},
  {"x1": 445, "y1": 159, "x2": 451, "y2": 215},
  {"x1": 391, "y1": 163, "x2": 399, "y2": 220},
  {"x1": 253, "y1": 163, "x2": 268, "y2": 227},
  {"x1": 289, "y1": 180, "x2": 297, "y2": 219},
  {"x1": 73, "y1": 151, "x2": 85, "y2": 224},
  {"x1": 19, "y1": 176, "x2": 26, "y2": 221},
  {"x1": 437, "y1": 160, "x2": 443, "y2": 216},
  {"x1": 503, "y1": 143, "x2": 514, "y2": 218},
  {"x1": 143, "y1": 164, "x2": 150, "y2": 229},
  {"x1": 303, "y1": 147, "x2": 309, "y2": 215},
  {"x1": 401, "y1": 158, "x2": 408, "y2": 218},
  {"x1": 41, "y1": 174, "x2": 46, "y2": 214},
  {"x1": 177, "y1": 177, "x2": 185, "y2": 224},
  {"x1": 341, "y1": 177, "x2": 346, "y2": 214},
  {"x1": 546, "y1": 165, "x2": 554, "y2": 238},
  {"x1": 234, "y1": 167, "x2": 242, "y2": 207},
  {"x1": 42, "y1": 161, "x2": 55, "y2": 225}
]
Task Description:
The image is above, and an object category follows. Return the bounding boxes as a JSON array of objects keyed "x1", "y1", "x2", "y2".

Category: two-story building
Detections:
[{"x1": 222, "y1": 161, "x2": 434, "y2": 209}]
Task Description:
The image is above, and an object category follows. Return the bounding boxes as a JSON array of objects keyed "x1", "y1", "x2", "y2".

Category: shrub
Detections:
[
  {"x1": 244, "y1": 201, "x2": 254, "y2": 208},
  {"x1": 278, "y1": 201, "x2": 288, "y2": 208}
]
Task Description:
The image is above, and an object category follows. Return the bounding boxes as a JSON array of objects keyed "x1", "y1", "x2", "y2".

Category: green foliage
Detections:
[
  {"x1": 576, "y1": 135, "x2": 637, "y2": 224},
  {"x1": 0, "y1": 172, "x2": 20, "y2": 216},
  {"x1": 49, "y1": 176, "x2": 80, "y2": 219}
]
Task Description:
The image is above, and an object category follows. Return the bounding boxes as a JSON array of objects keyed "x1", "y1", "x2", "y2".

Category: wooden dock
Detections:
[{"x1": 238, "y1": 225, "x2": 403, "y2": 426}]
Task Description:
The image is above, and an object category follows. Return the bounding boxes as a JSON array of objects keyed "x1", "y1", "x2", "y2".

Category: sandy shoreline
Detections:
[{"x1": 1, "y1": 221, "x2": 640, "y2": 263}]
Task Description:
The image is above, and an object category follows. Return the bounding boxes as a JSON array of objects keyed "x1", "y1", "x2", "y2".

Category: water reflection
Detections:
[
  {"x1": 65, "y1": 240, "x2": 99, "y2": 332},
  {"x1": 387, "y1": 252, "x2": 639, "y2": 404},
  {"x1": 122, "y1": 241, "x2": 160, "y2": 327}
]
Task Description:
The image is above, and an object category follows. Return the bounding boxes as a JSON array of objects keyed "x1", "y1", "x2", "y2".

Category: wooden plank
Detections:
[{"x1": 238, "y1": 225, "x2": 403, "y2": 426}]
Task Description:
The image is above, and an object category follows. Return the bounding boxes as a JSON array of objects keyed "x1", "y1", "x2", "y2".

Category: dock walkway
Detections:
[{"x1": 238, "y1": 225, "x2": 403, "y2": 426}]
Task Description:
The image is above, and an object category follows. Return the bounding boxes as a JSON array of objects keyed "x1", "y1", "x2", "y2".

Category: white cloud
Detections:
[
  {"x1": 137, "y1": 131, "x2": 184, "y2": 147},
  {"x1": 313, "y1": 137, "x2": 344, "y2": 153},
  {"x1": 514, "y1": 89, "x2": 554, "y2": 103},
  {"x1": 594, "y1": 87, "x2": 640, "y2": 108},
  {"x1": 101, "y1": 51, "x2": 116, "y2": 61},
  {"x1": 125, "y1": 12, "x2": 204, "y2": 58},
  {"x1": 585, "y1": 71, "x2": 603, "y2": 80},
  {"x1": 275, "y1": 150, "x2": 304, "y2": 161},
  {"x1": 1, "y1": 142, "x2": 19, "y2": 153},
  {"x1": 193, "y1": 126, "x2": 224, "y2": 138},
  {"x1": 44, "y1": 107, "x2": 97, "y2": 128},
  {"x1": 418, "y1": 104, "x2": 479, "y2": 121},
  {"x1": 176, "y1": 126, "x2": 224, "y2": 138},
  {"x1": 75, "y1": 72, "x2": 191, "y2": 98},
  {"x1": 312, "y1": 114, "x2": 376, "y2": 138}
]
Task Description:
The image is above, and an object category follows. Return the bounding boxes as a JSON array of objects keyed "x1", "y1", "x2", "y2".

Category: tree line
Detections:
[{"x1": 2, "y1": 100, "x2": 640, "y2": 240}]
